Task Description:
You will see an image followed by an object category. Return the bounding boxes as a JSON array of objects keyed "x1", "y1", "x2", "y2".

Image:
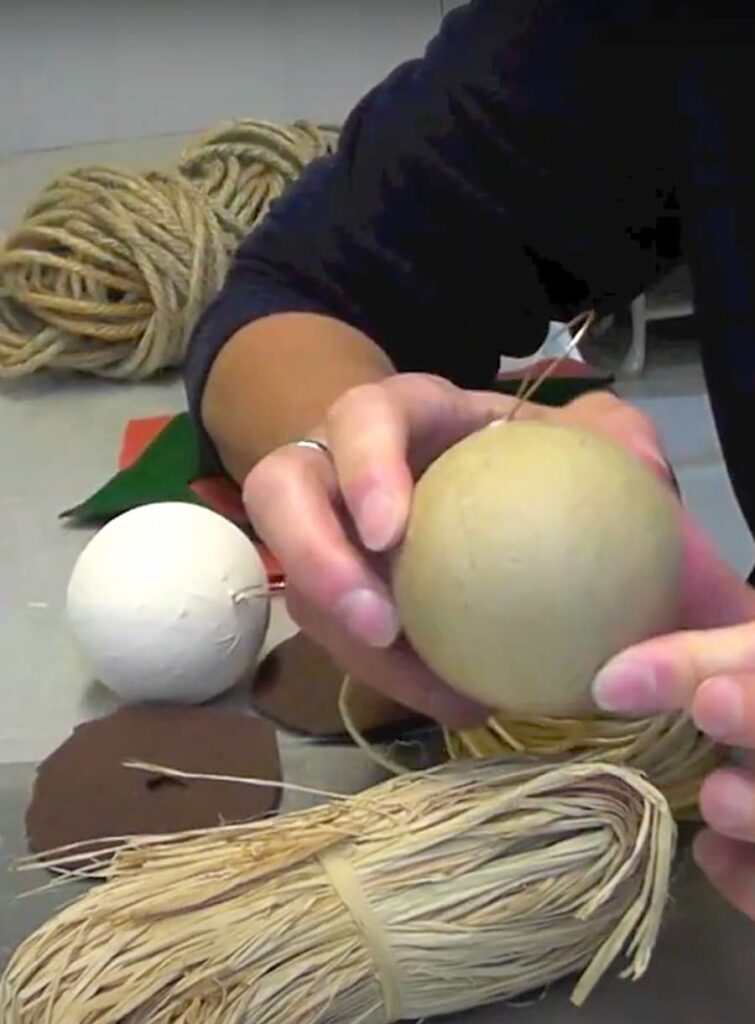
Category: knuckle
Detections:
[
  {"x1": 569, "y1": 390, "x2": 623, "y2": 416},
  {"x1": 328, "y1": 382, "x2": 385, "y2": 424},
  {"x1": 326, "y1": 373, "x2": 453, "y2": 433},
  {"x1": 570, "y1": 391, "x2": 660, "y2": 441},
  {"x1": 393, "y1": 371, "x2": 455, "y2": 400}
]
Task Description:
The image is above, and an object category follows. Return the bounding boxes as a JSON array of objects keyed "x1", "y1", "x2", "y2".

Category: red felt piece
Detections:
[
  {"x1": 189, "y1": 477, "x2": 248, "y2": 525},
  {"x1": 118, "y1": 415, "x2": 173, "y2": 469},
  {"x1": 120, "y1": 416, "x2": 284, "y2": 585}
]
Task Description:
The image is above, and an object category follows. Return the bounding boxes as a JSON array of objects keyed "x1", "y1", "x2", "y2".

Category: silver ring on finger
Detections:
[{"x1": 291, "y1": 438, "x2": 333, "y2": 461}]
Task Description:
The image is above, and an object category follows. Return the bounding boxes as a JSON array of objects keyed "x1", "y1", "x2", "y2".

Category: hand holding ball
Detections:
[
  {"x1": 66, "y1": 503, "x2": 270, "y2": 704},
  {"x1": 393, "y1": 421, "x2": 683, "y2": 717}
]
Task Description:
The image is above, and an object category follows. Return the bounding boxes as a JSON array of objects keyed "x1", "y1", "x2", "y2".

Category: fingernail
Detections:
[
  {"x1": 705, "y1": 773, "x2": 754, "y2": 833},
  {"x1": 694, "y1": 676, "x2": 744, "y2": 742},
  {"x1": 336, "y1": 588, "x2": 400, "y2": 648},
  {"x1": 592, "y1": 659, "x2": 659, "y2": 714},
  {"x1": 693, "y1": 830, "x2": 732, "y2": 878},
  {"x1": 631, "y1": 435, "x2": 669, "y2": 470},
  {"x1": 632, "y1": 438, "x2": 681, "y2": 495},
  {"x1": 359, "y1": 489, "x2": 400, "y2": 552}
]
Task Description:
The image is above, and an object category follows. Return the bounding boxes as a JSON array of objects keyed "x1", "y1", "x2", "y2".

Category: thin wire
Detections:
[
  {"x1": 234, "y1": 579, "x2": 286, "y2": 600},
  {"x1": 509, "y1": 309, "x2": 597, "y2": 419},
  {"x1": 123, "y1": 760, "x2": 350, "y2": 801},
  {"x1": 513, "y1": 309, "x2": 595, "y2": 400}
]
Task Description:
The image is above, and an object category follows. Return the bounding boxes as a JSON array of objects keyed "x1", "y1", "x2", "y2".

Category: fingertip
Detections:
[
  {"x1": 699, "y1": 767, "x2": 755, "y2": 839},
  {"x1": 591, "y1": 657, "x2": 661, "y2": 715},
  {"x1": 693, "y1": 829, "x2": 755, "y2": 922},
  {"x1": 335, "y1": 588, "x2": 401, "y2": 649},
  {"x1": 692, "y1": 676, "x2": 745, "y2": 743},
  {"x1": 357, "y1": 488, "x2": 405, "y2": 553},
  {"x1": 693, "y1": 828, "x2": 733, "y2": 879}
]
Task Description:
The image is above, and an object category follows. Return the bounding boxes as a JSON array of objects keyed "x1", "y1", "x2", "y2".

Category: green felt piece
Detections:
[
  {"x1": 61, "y1": 413, "x2": 208, "y2": 525},
  {"x1": 60, "y1": 369, "x2": 612, "y2": 526}
]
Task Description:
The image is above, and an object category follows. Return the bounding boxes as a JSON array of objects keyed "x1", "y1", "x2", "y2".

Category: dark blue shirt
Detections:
[{"x1": 185, "y1": 1, "x2": 755, "y2": 543}]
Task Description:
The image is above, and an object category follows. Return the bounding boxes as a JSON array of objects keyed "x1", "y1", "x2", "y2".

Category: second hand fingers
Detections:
[
  {"x1": 699, "y1": 766, "x2": 755, "y2": 844},
  {"x1": 692, "y1": 672, "x2": 755, "y2": 748},
  {"x1": 244, "y1": 448, "x2": 399, "y2": 648},
  {"x1": 325, "y1": 376, "x2": 539, "y2": 555},
  {"x1": 325, "y1": 384, "x2": 414, "y2": 553},
  {"x1": 693, "y1": 829, "x2": 755, "y2": 922}
]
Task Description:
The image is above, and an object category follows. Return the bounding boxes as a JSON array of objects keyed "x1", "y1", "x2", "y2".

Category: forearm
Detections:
[{"x1": 201, "y1": 312, "x2": 395, "y2": 482}]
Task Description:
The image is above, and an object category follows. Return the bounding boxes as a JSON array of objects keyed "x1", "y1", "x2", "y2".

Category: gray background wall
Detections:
[{"x1": 1, "y1": 1, "x2": 464, "y2": 156}]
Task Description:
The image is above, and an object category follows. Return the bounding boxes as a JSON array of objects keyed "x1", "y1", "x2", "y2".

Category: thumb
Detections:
[
  {"x1": 590, "y1": 503, "x2": 755, "y2": 717},
  {"x1": 592, "y1": 619, "x2": 755, "y2": 716}
]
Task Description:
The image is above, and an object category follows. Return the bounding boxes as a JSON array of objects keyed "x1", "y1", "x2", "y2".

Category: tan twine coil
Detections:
[
  {"x1": 445, "y1": 712, "x2": 720, "y2": 820},
  {"x1": 0, "y1": 758, "x2": 675, "y2": 1023},
  {"x1": 0, "y1": 119, "x2": 338, "y2": 380},
  {"x1": 336, "y1": 673, "x2": 716, "y2": 818}
]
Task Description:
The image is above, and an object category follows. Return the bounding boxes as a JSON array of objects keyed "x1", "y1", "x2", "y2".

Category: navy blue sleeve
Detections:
[
  {"x1": 185, "y1": 0, "x2": 678, "y2": 444},
  {"x1": 671, "y1": 12, "x2": 755, "y2": 544}
]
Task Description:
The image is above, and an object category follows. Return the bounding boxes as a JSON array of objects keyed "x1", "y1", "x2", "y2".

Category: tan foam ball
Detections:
[{"x1": 392, "y1": 420, "x2": 683, "y2": 717}]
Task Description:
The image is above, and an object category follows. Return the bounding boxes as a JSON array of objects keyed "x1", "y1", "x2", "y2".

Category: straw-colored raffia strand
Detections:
[
  {"x1": 0, "y1": 119, "x2": 337, "y2": 380},
  {"x1": 445, "y1": 711, "x2": 719, "y2": 819},
  {"x1": 338, "y1": 675, "x2": 414, "y2": 777},
  {"x1": 337, "y1": 665, "x2": 717, "y2": 820},
  {"x1": 0, "y1": 758, "x2": 675, "y2": 1023}
]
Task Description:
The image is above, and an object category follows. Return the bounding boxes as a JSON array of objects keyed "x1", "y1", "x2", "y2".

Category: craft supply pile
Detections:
[
  {"x1": 0, "y1": 119, "x2": 714, "y2": 1024},
  {"x1": 0, "y1": 410, "x2": 713, "y2": 1023}
]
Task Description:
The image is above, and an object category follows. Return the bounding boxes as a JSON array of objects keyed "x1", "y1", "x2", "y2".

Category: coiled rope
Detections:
[{"x1": 0, "y1": 119, "x2": 338, "y2": 380}]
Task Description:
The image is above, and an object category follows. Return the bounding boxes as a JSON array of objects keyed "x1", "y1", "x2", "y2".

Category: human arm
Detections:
[
  {"x1": 201, "y1": 314, "x2": 394, "y2": 482},
  {"x1": 186, "y1": 0, "x2": 679, "y2": 479}
]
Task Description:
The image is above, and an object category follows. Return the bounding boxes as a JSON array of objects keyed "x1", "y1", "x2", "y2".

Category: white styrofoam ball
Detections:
[{"x1": 66, "y1": 502, "x2": 270, "y2": 704}]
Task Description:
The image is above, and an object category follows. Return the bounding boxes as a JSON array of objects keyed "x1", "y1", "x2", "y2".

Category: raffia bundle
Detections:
[
  {"x1": 446, "y1": 712, "x2": 717, "y2": 820},
  {"x1": 0, "y1": 119, "x2": 337, "y2": 380},
  {"x1": 0, "y1": 759, "x2": 675, "y2": 1023}
]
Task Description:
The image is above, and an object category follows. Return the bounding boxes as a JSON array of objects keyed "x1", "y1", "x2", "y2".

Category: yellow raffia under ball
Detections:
[
  {"x1": 446, "y1": 711, "x2": 719, "y2": 820},
  {"x1": 0, "y1": 759, "x2": 675, "y2": 1024}
]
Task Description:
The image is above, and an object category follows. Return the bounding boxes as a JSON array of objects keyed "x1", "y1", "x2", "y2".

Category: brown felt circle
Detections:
[
  {"x1": 251, "y1": 632, "x2": 427, "y2": 738},
  {"x1": 26, "y1": 705, "x2": 281, "y2": 866}
]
